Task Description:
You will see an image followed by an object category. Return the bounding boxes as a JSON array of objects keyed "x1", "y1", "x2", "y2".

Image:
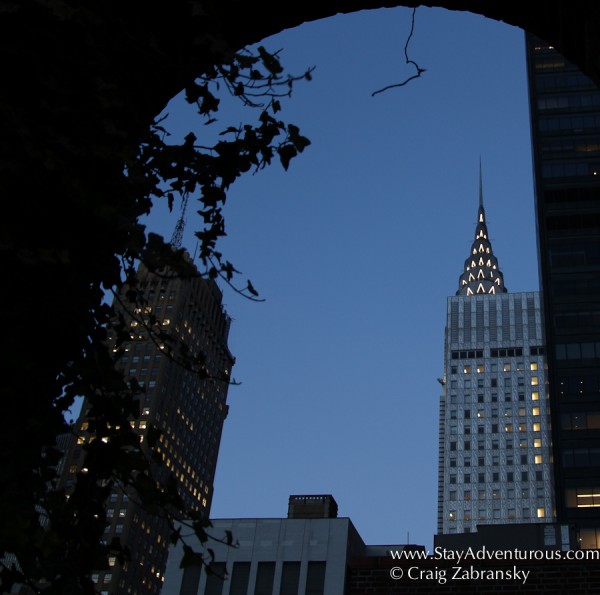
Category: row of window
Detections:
[
  {"x1": 448, "y1": 391, "x2": 541, "y2": 404},
  {"x1": 449, "y1": 436, "x2": 543, "y2": 452},
  {"x1": 449, "y1": 377, "x2": 540, "y2": 390},
  {"x1": 452, "y1": 362, "x2": 539, "y2": 375},
  {"x1": 561, "y1": 412, "x2": 600, "y2": 430},
  {"x1": 191, "y1": 560, "x2": 326, "y2": 595},
  {"x1": 537, "y1": 92, "x2": 600, "y2": 111},
  {"x1": 542, "y1": 161, "x2": 600, "y2": 179},
  {"x1": 556, "y1": 342, "x2": 600, "y2": 361},
  {"x1": 450, "y1": 348, "x2": 542, "y2": 359},
  {"x1": 539, "y1": 114, "x2": 600, "y2": 133},
  {"x1": 449, "y1": 451, "x2": 544, "y2": 468},
  {"x1": 448, "y1": 487, "x2": 547, "y2": 501},
  {"x1": 448, "y1": 508, "x2": 546, "y2": 521},
  {"x1": 448, "y1": 470, "x2": 546, "y2": 484},
  {"x1": 449, "y1": 405, "x2": 542, "y2": 418}
]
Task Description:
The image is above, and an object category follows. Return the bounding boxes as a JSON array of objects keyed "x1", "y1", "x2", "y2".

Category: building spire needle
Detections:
[{"x1": 479, "y1": 157, "x2": 484, "y2": 208}]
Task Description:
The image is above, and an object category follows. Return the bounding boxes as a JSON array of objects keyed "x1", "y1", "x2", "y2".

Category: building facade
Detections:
[
  {"x1": 162, "y1": 495, "x2": 423, "y2": 595},
  {"x1": 61, "y1": 259, "x2": 235, "y2": 593},
  {"x1": 526, "y1": 33, "x2": 600, "y2": 548},
  {"x1": 437, "y1": 183, "x2": 554, "y2": 534}
]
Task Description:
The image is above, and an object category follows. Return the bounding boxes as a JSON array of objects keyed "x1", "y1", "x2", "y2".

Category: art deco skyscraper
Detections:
[
  {"x1": 61, "y1": 258, "x2": 235, "y2": 593},
  {"x1": 437, "y1": 176, "x2": 554, "y2": 535}
]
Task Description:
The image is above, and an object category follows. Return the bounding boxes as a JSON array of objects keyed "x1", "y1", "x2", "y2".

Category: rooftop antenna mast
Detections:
[{"x1": 170, "y1": 192, "x2": 189, "y2": 249}]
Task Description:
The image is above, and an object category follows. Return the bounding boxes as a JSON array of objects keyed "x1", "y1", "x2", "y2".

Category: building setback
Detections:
[
  {"x1": 437, "y1": 178, "x2": 554, "y2": 535},
  {"x1": 60, "y1": 259, "x2": 235, "y2": 593},
  {"x1": 526, "y1": 32, "x2": 600, "y2": 548}
]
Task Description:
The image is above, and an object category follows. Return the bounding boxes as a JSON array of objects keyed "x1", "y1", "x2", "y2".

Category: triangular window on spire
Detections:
[
  {"x1": 486, "y1": 247, "x2": 490, "y2": 253},
  {"x1": 469, "y1": 273, "x2": 475, "y2": 281},
  {"x1": 467, "y1": 287, "x2": 473, "y2": 296},
  {"x1": 486, "y1": 259, "x2": 492, "y2": 267},
  {"x1": 495, "y1": 278, "x2": 501, "y2": 285},
  {"x1": 479, "y1": 244, "x2": 485, "y2": 253},
  {"x1": 489, "y1": 286, "x2": 496, "y2": 294},
  {"x1": 478, "y1": 257, "x2": 484, "y2": 266},
  {"x1": 462, "y1": 280, "x2": 467, "y2": 286},
  {"x1": 477, "y1": 269, "x2": 484, "y2": 279},
  {"x1": 479, "y1": 214, "x2": 484, "y2": 223},
  {"x1": 477, "y1": 283, "x2": 485, "y2": 294},
  {"x1": 471, "y1": 261, "x2": 476, "y2": 268},
  {"x1": 492, "y1": 265, "x2": 497, "y2": 269},
  {"x1": 473, "y1": 249, "x2": 477, "y2": 255}
]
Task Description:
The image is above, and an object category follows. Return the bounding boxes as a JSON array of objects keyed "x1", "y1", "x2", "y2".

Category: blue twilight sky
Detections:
[{"x1": 143, "y1": 7, "x2": 538, "y2": 550}]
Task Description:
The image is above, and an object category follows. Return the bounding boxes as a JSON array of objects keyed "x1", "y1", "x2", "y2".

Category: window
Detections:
[
  {"x1": 532, "y1": 391, "x2": 540, "y2": 401},
  {"x1": 531, "y1": 377, "x2": 539, "y2": 386},
  {"x1": 305, "y1": 562, "x2": 326, "y2": 595},
  {"x1": 477, "y1": 364, "x2": 484, "y2": 373},
  {"x1": 254, "y1": 562, "x2": 275, "y2": 595},
  {"x1": 531, "y1": 362, "x2": 538, "y2": 371},
  {"x1": 537, "y1": 508, "x2": 545, "y2": 518},
  {"x1": 507, "y1": 472, "x2": 514, "y2": 482},
  {"x1": 463, "y1": 365, "x2": 472, "y2": 374},
  {"x1": 533, "y1": 407, "x2": 540, "y2": 416},
  {"x1": 521, "y1": 454, "x2": 528, "y2": 464},
  {"x1": 491, "y1": 379, "x2": 498, "y2": 387},
  {"x1": 522, "y1": 471, "x2": 529, "y2": 481},
  {"x1": 280, "y1": 562, "x2": 301, "y2": 595},
  {"x1": 566, "y1": 488, "x2": 600, "y2": 508},
  {"x1": 504, "y1": 363, "x2": 511, "y2": 372}
]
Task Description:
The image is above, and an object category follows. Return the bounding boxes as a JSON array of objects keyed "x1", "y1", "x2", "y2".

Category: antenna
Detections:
[{"x1": 170, "y1": 192, "x2": 189, "y2": 249}]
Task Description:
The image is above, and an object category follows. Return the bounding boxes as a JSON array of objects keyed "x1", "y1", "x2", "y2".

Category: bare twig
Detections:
[{"x1": 372, "y1": 8, "x2": 426, "y2": 97}]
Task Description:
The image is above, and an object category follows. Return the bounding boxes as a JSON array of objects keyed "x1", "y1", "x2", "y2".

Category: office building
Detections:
[
  {"x1": 61, "y1": 258, "x2": 235, "y2": 593},
  {"x1": 437, "y1": 179, "x2": 554, "y2": 535},
  {"x1": 162, "y1": 495, "x2": 423, "y2": 595},
  {"x1": 526, "y1": 32, "x2": 600, "y2": 548}
]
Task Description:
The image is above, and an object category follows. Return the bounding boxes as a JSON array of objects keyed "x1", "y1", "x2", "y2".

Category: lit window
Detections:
[
  {"x1": 504, "y1": 363, "x2": 511, "y2": 372},
  {"x1": 505, "y1": 424, "x2": 513, "y2": 432},
  {"x1": 535, "y1": 455, "x2": 543, "y2": 464},
  {"x1": 533, "y1": 423, "x2": 541, "y2": 432},
  {"x1": 463, "y1": 365, "x2": 472, "y2": 374},
  {"x1": 530, "y1": 363, "x2": 538, "y2": 371},
  {"x1": 532, "y1": 391, "x2": 539, "y2": 401},
  {"x1": 531, "y1": 377, "x2": 539, "y2": 386},
  {"x1": 534, "y1": 439, "x2": 542, "y2": 448},
  {"x1": 477, "y1": 364, "x2": 484, "y2": 373},
  {"x1": 537, "y1": 508, "x2": 545, "y2": 518},
  {"x1": 532, "y1": 407, "x2": 540, "y2": 416}
]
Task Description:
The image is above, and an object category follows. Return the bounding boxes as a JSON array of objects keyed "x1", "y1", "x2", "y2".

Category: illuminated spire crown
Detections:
[{"x1": 456, "y1": 164, "x2": 507, "y2": 296}]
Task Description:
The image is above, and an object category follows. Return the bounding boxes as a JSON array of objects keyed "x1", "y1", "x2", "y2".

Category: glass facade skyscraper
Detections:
[{"x1": 526, "y1": 32, "x2": 600, "y2": 547}]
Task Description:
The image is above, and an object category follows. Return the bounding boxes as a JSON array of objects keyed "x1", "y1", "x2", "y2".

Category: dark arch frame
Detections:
[{"x1": 1, "y1": 3, "x2": 599, "y2": 587}]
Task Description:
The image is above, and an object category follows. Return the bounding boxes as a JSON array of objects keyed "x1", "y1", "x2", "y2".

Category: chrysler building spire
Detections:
[{"x1": 456, "y1": 166, "x2": 507, "y2": 296}]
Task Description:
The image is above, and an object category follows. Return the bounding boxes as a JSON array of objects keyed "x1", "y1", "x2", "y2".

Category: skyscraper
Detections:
[
  {"x1": 525, "y1": 32, "x2": 600, "y2": 548},
  {"x1": 437, "y1": 177, "x2": 554, "y2": 535},
  {"x1": 61, "y1": 258, "x2": 235, "y2": 593}
]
